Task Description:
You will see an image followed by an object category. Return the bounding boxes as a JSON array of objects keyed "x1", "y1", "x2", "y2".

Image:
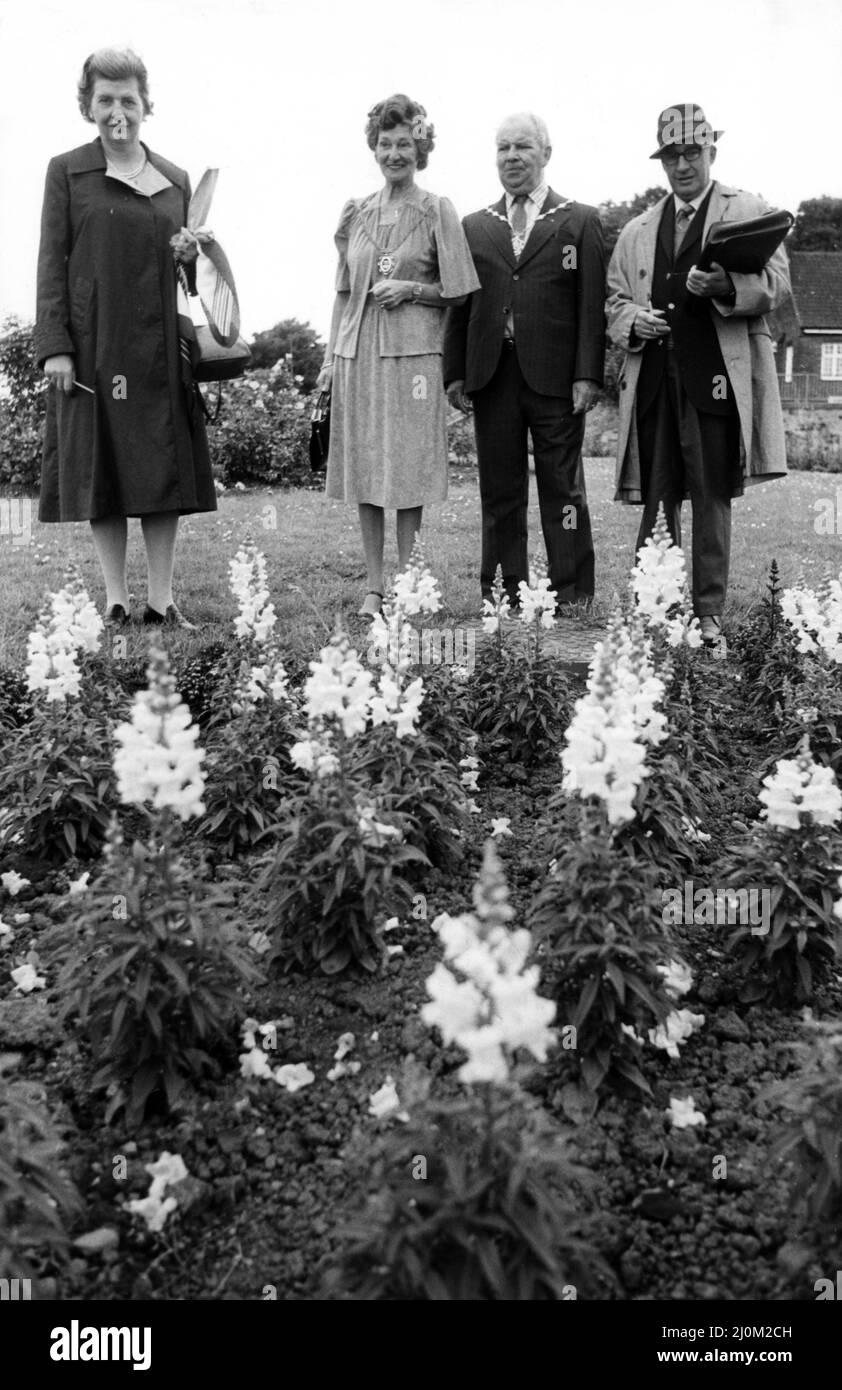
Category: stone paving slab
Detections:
[{"x1": 461, "y1": 617, "x2": 603, "y2": 675}]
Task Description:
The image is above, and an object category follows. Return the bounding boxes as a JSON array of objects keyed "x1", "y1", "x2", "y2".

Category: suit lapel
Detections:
[
  {"x1": 480, "y1": 194, "x2": 517, "y2": 268},
  {"x1": 515, "y1": 189, "x2": 572, "y2": 270}
]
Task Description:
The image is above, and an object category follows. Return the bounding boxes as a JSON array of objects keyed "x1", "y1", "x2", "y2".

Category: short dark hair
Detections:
[
  {"x1": 77, "y1": 48, "x2": 153, "y2": 122},
  {"x1": 365, "y1": 94, "x2": 435, "y2": 170}
]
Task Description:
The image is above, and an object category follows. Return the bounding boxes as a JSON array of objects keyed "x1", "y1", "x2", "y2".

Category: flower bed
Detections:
[{"x1": 2, "y1": 529, "x2": 842, "y2": 1301}]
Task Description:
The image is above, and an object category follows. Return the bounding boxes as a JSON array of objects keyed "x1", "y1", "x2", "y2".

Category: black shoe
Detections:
[
  {"x1": 103, "y1": 603, "x2": 130, "y2": 627},
  {"x1": 142, "y1": 603, "x2": 197, "y2": 631}
]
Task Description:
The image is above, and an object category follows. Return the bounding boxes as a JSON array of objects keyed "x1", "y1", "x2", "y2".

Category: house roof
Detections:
[{"x1": 787, "y1": 251, "x2": 842, "y2": 330}]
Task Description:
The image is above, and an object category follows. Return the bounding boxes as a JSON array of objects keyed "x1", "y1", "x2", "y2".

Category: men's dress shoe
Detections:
[
  {"x1": 103, "y1": 603, "x2": 130, "y2": 626},
  {"x1": 699, "y1": 615, "x2": 723, "y2": 644},
  {"x1": 142, "y1": 603, "x2": 197, "y2": 631}
]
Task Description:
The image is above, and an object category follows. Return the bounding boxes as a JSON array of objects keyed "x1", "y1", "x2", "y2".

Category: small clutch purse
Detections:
[{"x1": 309, "y1": 391, "x2": 331, "y2": 472}]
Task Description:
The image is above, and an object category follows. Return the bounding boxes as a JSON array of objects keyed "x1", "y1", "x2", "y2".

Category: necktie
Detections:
[
  {"x1": 674, "y1": 202, "x2": 694, "y2": 259},
  {"x1": 510, "y1": 193, "x2": 528, "y2": 235}
]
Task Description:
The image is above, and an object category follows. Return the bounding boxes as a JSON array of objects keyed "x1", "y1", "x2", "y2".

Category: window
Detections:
[
  {"x1": 821, "y1": 342, "x2": 842, "y2": 380},
  {"x1": 785, "y1": 345, "x2": 794, "y2": 383}
]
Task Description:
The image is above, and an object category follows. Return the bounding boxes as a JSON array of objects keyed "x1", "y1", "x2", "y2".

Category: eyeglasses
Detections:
[{"x1": 659, "y1": 146, "x2": 709, "y2": 165}]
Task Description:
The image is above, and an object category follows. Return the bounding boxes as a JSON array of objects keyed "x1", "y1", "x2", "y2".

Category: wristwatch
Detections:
[{"x1": 411, "y1": 282, "x2": 423, "y2": 302}]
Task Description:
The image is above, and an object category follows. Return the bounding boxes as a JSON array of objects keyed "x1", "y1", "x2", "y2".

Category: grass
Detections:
[{"x1": 2, "y1": 461, "x2": 840, "y2": 666}]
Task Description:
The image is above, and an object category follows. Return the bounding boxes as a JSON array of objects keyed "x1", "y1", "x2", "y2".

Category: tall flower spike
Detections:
[
  {"x1": 631, "y1": 503, "x2": 701, "y2": 649},
  {"x1": 421, "y1": 841, "x2": 555, "y2": 1085},
  {"x1": 113, "y1": 642, "x2": 206, "y2": 821},
  {"x1": 25, "y1": 570, "x2": 103, "y2": 702},
  {"x1": 561, "y1": 610, "x2": 666, "y2": 825},
  {"x1": 229, "y1": 541, "x2": 277, "y2": 645},
  {"x1": 758, "y1": 733, "x2": 842, "y2": 831},
  {"x1": 781, "y1": 571, "x2": 842, "y2": 664},
  {"x1": 367, "y1": 543, "x2": 440, "y2": 738}
]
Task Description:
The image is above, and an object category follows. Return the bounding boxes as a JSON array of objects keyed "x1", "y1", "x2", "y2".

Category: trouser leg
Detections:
[
  {"x1": 471, "y1": 345, "x2": 529, "y2": 603},
  {"x1": 526, "y1": 384, "x2": 594, "y2": 601}
]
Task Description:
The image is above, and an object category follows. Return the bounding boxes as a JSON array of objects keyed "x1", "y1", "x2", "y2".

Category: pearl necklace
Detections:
[{"x1": 110, "y1": 154, "x2": 147, "y2": 180}]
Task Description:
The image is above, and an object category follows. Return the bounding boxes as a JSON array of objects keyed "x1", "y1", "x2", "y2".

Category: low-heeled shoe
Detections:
[{"x1": 142, "y1": 603, "x2": 197, "y2": 631}]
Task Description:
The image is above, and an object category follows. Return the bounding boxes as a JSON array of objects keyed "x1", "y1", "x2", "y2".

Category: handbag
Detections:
[
  {"x1": 174, "y1": 169, "x2": 252, "y2": 392},
  {"x1": 309, "y1": 391, "x2": 331, "y2": 472},
  {"x1": 177, "y1": 264, "x2": 252, "y2": 382}
]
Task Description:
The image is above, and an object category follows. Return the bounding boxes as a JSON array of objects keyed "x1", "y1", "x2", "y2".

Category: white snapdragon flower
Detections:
[
  {"x1": 25, "y1": 574, "x2": 102, "y2": 702},
  {"x1": 126, "y1": 1152, "x2": 188, "y2": 1233},
  {"x1": 481, "y1": 590, "x2": 511, "y2": 635},
  {"x1": 781, "y1": 575, "x2": 842, "y2": 663},
  {"x1": 357, "y1": 803, "x2": 403, "y2": 845},
  {"x1": 517, "y1": 568, "x2": 557, "y2": 629},
  {"x1": 665, "y1": 1096, "x2": 707, "y2": 1129},
  {"x1": 304, "y1": 636, "x2": 373, "y2": 737},
  {"x1": 368, "y1": 1076, "x2": 409, "y2": 1120},
  {"x1": 648, "y1": 1008, "x2": 705, "y2": 1058},
  {"x1": 391, "y1": 552, "x2": 442, "y2": 618},
  {"x1": 11, "y1": 962, "x2": 46, "y2": 993},
  {"x1": 459, "y1": 755, "x2": 480, "y2": 791},
  {"x1": 1, "y1": 871, "x2": 30, "y2": 897},
  {"x1": 759, "y1": 741, "x2": 842, "y2": 831},
  {"x1": 421, "y1": 842, "x2": 555, "y2": 1085},
  {"x1": 657, "y1": 959, "x2": 694, "y2": 1000},
  {"x1": 273, "y1": 1063, "x2": 315, "y2": 1092},
  {"x1": 631, "y1": 509, "x2": 702, "y2": 648},
  {"x1": 113, "y1": 644, "x2": 206, "y2": 821},
  {"x1": 229, "y1": 543, "x2": 277, "y2": 645},
  {"x1": 490, "y1": 816, "x2": 512, "y2": 838},
  {"x1": 561, "y1": 614, "x2": 666, "y2": 825}
]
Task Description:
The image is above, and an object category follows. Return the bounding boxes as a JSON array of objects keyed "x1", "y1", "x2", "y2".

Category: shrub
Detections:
[
  {"x1": 770, "y1": 1018, "x2": 842, "y2": 1227},
  {"x1": 326, "y1": 1069, "x2": 608, "y2": 1301},
  {"x1": 60, "y1": 828, "x2": 258, "y2": 1126},
  {"x1": 257, "y1": 776, "x2": 427, "y2": 975},
  {"x1": 1, "y1": 700, "x2": 116, "y2": 861},
  {"x1": 529, "y1": 833, "x2": 673, "y2": 1097},
  {"x1": 195, "y1": 696, "x2": 301, "y2": 857},
  {"x1": 347, "y1": 721, "x2": 468, "y2": 872},
  {"x1": 721, "y1": 821, "x2": 842, "y2": 1005},
  {"x1": 208, "y1": 363, "x2": 312, "y2": 489},
  {"x1": 469, "y1": 646, "x2": 573, "y2": 770},
  {"x1": 0, "y1": 316, "x2": 45, "y2": 493},
  {"x1": 0, "y1": 1077, "x2": 81, "y2": 1281}
]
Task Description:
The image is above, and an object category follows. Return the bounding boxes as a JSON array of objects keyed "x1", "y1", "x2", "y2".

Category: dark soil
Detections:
[{"x1": 3, "y1": 645, "x2": 841, "y2": 1302}]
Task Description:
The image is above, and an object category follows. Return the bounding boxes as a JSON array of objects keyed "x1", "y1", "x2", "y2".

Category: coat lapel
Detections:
[
  {"x1": 515, "y1": 188, "x2": 572, "y2": 271},
  {"x1": 701, "y1": 181, "x2": 740, "y2": 241},
  {"x1": 480, "y1": 194, "x2": 516, "y2": 267},
  {"x1": 636, "y1": 196, "x2": 669, "y2": 285}
]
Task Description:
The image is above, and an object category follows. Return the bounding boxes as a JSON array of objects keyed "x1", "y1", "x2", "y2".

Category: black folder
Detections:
[{"x1": 697, "y1": 208, "x2": 794, "y2": 274}]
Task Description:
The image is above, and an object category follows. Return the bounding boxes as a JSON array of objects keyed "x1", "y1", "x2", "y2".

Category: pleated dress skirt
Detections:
[{"x1": 325, "y1": 301, "x2": 448, "y2": 509}]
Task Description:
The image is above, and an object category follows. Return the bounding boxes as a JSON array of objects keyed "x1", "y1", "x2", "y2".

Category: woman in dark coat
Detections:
[{"x1": 35, "y1": 47, "x2": 216, "y2": 628}]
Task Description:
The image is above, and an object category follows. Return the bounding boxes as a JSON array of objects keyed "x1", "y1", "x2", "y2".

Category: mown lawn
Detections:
[{"x1": 2, "y1": 461, "x2": 839, "y2": 665}]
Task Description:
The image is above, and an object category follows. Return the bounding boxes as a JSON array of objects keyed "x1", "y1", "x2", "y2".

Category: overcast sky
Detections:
[{"x1": 1, "y1": 0, "x2": 839, "y2": 344}]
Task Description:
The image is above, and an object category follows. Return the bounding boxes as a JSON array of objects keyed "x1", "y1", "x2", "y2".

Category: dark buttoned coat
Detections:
[
  {"x1": 34, "y1": 138, "x2": 215, "y2": 522},
  {"x1": 442, "y1": 189, "x2": 606, "y2": 396}
]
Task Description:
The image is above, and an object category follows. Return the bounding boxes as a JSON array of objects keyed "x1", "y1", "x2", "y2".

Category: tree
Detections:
[
  {"x1": 598, "y1": 187, "x2": 668, "y2": 255},
  {"x1": 248, "y1": 319, "x2": 326, "y2": 391},
  {"x1": 790, "y1": 198, "x2": 842, "y2": 253}
]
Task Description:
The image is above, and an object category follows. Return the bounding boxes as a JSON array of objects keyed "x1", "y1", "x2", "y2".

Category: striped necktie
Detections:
[
  {"x1": 674, "y1": 202, "x2": 694, "y2": 259},
  {"x1": 510, "y1": 193, "x2": 528, "y2": 234}
]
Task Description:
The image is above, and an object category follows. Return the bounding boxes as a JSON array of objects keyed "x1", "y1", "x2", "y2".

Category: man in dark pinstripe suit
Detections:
[{"x1": 443, "y1": 113, "x2": 606, "y2": 609}]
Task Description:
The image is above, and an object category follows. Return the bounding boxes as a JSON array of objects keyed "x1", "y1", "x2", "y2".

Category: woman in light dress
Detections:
[{"x1": 317, "y1": 94, "x2": 479, "y2": 616}]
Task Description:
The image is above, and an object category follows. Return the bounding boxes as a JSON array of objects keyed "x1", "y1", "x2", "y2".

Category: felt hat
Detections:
[{"x1": 650, "y1": 103, "x2": 723, "y2": 159}]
